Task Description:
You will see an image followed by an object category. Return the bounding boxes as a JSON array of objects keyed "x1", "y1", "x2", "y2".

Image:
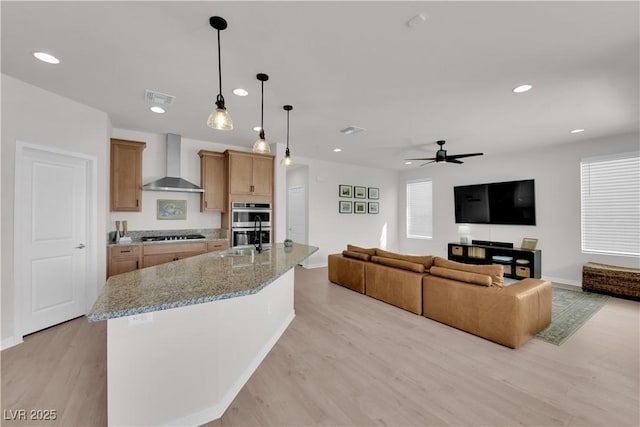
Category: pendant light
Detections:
[
  {"x1": 207, "y1": 16, "x2": 233, "y2": 130},
  {"x1": 252, "y1": 73, "x2": 271, "y2": 154},
  {"x1": 281, "y1": 105, "x2": 294, "y2": 166}
]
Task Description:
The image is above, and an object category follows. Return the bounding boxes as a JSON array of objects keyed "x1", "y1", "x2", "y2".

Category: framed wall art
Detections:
[
  {"x1": 354, "y1": 186, "x2": 366, "y2": 199},
  {"x1": 368, "y1": 187, "x2": 379, "y2": 200},
  {"x1": 157, "y1": 199, "x2": 187, "y2": 220},
  {"x1": 354, "y1": 201, "x2": 367, "y2": 214},
  {"x1": 339, "y1": 184, "x2": 352, "y2": 198},
  {"x1": 520, "y1": 237, "x2": 539, "y2": 250},
  {"x1": 368, "y1": 202, "x2": 379, "y2": 214},
  {"x1": 339, "y1": 200, "x2": 353, "y2": 213}
]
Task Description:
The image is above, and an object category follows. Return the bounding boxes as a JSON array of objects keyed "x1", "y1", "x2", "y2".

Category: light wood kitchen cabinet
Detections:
[
  {"x1": 110, "y1": 138, "x2": 146, "y2": 212},
  {"x1": 207, "y1": 240, "x2": 229, "y2": 252},
  {"x1": 226, "y1": 150, "x2": 274, "y2": 200},
  {"x1": 142, "y1": 242, "x2": 207, "y2": 268},
  {"x1": 198, "y1": 150, "x2": 227, "y2": 212},
  {"x1": 108, "y1": 245, "x2": 142, "y2": 278}
]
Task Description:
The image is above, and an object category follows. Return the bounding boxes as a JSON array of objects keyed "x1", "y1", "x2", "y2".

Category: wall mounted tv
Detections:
[{"x1": 454, "y1": 179, "x2": 536, "y2": 225}]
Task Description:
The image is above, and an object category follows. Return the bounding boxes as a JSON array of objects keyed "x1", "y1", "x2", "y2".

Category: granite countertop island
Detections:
[
  {"x1": 93, "y1": 242, "x2": 318, "y2": 426},
  {"x1": 89, "y1": 243, "x2": 318, "y2": 322}
]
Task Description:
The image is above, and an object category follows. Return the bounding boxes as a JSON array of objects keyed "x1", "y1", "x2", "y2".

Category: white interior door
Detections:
[
  {"x1": 17, "y1": 145, "x2": 88, "y2": 335},
  {"x1": 287, "y1": 185, "x2": 307, "y2": 244}
]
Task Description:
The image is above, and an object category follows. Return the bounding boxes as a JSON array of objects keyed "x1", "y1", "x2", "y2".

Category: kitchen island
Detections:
[{"x1": 88, "y1": 243, "x2": 318, "y2": 426}]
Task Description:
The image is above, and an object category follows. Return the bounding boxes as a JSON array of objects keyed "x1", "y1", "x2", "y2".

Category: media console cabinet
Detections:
[{"x1": 448, "y1": 242, "x2": 541, "y2": 279}]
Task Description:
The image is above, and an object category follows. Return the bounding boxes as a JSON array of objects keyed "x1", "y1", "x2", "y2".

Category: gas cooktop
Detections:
[{"x1": 141, "y1": 234, "x2": 206, "y2": 242}]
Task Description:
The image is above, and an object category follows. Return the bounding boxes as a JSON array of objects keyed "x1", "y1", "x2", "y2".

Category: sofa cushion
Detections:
[
  {"x1": 433, "y1": 257, "x2": 504, "y2": 287},
  {"x1": 371, "y1": 256, "x2": 425, "y2": 273},
  {"x1": 347, "y1": 244, "x2": 377, "y2": 256},
  {"x1": 430, "y1": 266, "x2": 492, "y2": 287},
  {"x1": 375, "y1": 249, "x2": 433, "y2": 268},
  {"x1": 342, "y1": 250, "x2": 371, "y2": 262}
]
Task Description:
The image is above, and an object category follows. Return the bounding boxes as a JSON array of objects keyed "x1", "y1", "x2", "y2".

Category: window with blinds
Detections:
[
  {"x1": 581, "y1": 152, "x2": 640, "y2": 256},
  {"x1": 406, "y1": 179, "x2": 433, "y2": 239}
]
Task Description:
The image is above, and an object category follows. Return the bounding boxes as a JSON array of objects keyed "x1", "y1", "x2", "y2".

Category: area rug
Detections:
[{"x1": 534, "y1": 287, "x2": 610, "y2": 345}]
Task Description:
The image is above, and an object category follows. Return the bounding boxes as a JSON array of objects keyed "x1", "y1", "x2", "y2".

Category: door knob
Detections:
[{"x1": 75, "y1": 243, "x2": 86, "y2": 249}]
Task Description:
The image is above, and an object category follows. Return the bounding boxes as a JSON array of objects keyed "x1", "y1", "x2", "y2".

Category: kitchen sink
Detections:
[{"x1": 209, "y1": 247, "x2": 265, "y2": 258}]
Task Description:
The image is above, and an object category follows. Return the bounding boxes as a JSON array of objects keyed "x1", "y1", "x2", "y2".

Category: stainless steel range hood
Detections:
[{"x1": 143, "y1": 133, "x2": 204, "y2": 193}]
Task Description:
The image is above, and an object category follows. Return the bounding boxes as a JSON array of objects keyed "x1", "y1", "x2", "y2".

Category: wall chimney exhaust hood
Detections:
[{"x1": 143, "y1": 134, "x2": 204, "y2": 193}]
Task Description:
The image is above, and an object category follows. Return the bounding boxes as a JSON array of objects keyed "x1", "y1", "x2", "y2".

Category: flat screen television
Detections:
[{"x1": 454, "y1": 179, "x2": 536, "y2": 225}]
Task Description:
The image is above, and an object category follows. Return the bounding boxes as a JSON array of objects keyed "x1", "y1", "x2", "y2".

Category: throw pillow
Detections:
[
  {"x1": 342, "y1": 250, "x2": 371, "y2": 262},
  {"x1": 371, "y1": 256, "x2": 426, "y2": 273},
  {"x1": 347, "y1": 244, "x2": 377, "y2": 256},
  {"x1": 433, "y1": 257, "x2": 504, "y2": 287},
  {"x1": 430, "y1": 266, "x2": 492, "y2": 287},
  {"x1": 374, "y1": 249, "x2": 433, "y2": 268}
]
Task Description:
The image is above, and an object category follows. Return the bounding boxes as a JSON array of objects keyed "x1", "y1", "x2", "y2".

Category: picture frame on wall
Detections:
[
  {"x1": 354, "y1": 186, "x2": 366, "y2": 199},
  {"x1": 368, "y1": 202, "x2": 379, "y2": 214},
  {"x1": 339, "y1": 200, "x2": 353, "y2": 213},
  {"x1": 157, "y1": 199, "x2": 187, "y2": 220},
  {"x1": 339, "y1": 184, "x2": 352, "y2": 198},
  {"x1": 520, "y1": 237, "x2": 539, "y2": 250},
  {"x1": 368, "y1": 187, "x2": 379, "y2": 200},
  {"x1": 354, "y1": 201, "x2": 367, "y2": 214}
]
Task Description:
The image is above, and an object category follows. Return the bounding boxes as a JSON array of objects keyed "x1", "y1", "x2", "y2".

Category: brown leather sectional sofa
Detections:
[{"x1": 328, "y1": 245, "x2": 552, "y2": 348}]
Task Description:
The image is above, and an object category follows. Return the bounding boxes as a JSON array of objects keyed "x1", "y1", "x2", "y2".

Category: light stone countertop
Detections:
[{"x1": 88, "y1": 243, "x2": 318, "y2": 322}]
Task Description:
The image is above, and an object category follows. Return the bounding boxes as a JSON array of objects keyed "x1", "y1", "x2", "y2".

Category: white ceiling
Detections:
[{"x1": 2, "y1": 1, "x2": 638, "y2": 170}]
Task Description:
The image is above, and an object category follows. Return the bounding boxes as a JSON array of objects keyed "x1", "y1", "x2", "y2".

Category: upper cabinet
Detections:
[
  {"x1": 226, "y1": 150, "x2": 274, "y2": 201},
  {"x1": 198, "y1": 150, "x2": 227, "y2": 212},
  {"x1": 110, "y1": 138, "x2": 146, "y2": 212}
]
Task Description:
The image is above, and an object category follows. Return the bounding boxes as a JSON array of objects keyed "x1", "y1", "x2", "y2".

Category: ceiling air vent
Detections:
[
  {"x1": 145, "y1": 89, "x2": 176, "y2": 105},
  {"x1": 339, "y1": 125, "x2": 366, "y2": 135}
]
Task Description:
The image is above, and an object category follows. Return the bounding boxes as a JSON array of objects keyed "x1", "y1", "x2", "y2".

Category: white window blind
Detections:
[
  {"x1": 406, "y1": 179, "x2": 433, "y2": 239},
  {"x1": 581, "y1": 152, "x2": 640, "y2": 256}
]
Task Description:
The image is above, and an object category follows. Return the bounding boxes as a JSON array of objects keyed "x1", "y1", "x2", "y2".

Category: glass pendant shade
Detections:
[
  {"x1": 252, "y1": 130, "x2": 271, "y2": 154},
  {"x1": 207, "y1": 105, "x2": 233, "y2": 130},
  {"x1": 281, "y1": 147, "x2": 294, "y2": 166}
]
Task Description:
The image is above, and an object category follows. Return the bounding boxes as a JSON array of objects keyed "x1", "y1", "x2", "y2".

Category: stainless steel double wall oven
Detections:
[{"x1": 230, "y1": 202, "x2": 272, "y2": 247}]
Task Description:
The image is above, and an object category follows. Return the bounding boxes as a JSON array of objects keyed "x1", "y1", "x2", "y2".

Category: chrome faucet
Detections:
[{"x1": 254, "y1": 215, "x2": 264, "y2": 254}]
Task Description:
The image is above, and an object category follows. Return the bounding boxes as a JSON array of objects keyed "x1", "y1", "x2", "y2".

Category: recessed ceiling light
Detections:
[
  {"x1": 233, "y1": 88, "x2": 248, "y2": 96},
  {"x1": 253, "y1": 126, "x2": 261, "y2": 132},
  {"x1": 404, "y1": 161, "x2": 412, "y2": 165},
  {"x1": 33, "y1": 52, "x2": 60, "y2": 64},
  {"x1": 150, "y1": 106, "x2": 165, "y2": 114},
  {"x1": 513, "y1": 84, "x2": 532, "y2": 93},
  {"x1": 570, "y1": 128, "x2": 585, "y2": 134},
  {"x1": 333, "y1": 148, "x2": 342, "y2": 152}
]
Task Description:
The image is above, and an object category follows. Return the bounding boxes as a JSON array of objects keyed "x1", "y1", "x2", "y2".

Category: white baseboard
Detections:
[
  {"x1": 163, "y1": 310, "x2": 296, "y2": 427},
  {"x1": 1, "y1": 336, "x2": 23, "y2": 351},
  {"x1": 543, "y1": 276, "x2": 581, "y2": 287},
  {"x1": 303, "y1": 262, "x2": 327, "y2": 269}
]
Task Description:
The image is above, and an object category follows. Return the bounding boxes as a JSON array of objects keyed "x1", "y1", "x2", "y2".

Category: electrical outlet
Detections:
[{"x1": 128, "y1": 312, "x2": 153, "y2": 325}]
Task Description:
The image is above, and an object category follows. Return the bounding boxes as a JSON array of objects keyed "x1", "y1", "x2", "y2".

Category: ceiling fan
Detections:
[{"x1": 406, "y1": 140, "x2": 483, "y2": 165}]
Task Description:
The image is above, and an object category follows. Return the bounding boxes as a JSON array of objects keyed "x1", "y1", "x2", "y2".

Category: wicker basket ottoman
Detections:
[{"x1": 582, "y1": 262, "x2": 640, "y2": 300}]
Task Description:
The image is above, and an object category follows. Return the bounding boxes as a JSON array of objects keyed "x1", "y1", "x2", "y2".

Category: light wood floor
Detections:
[{"x1": 2, "y1": 267, "x2": 639, "y2": 426}]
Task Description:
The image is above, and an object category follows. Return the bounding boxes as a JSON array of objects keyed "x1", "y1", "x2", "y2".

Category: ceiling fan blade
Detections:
[
  {"x1": 446, "y1": 152, "x2": 484, "y2": 160},
  {"x1": 420, "y1": 160, "x2": 436, "y2": 166},
  {"x1": 405, "y1": 157, "x2": 437, "y2": 161},
  {"x1": 446, "y1": 159, "x2": 464, "y2": 164}
]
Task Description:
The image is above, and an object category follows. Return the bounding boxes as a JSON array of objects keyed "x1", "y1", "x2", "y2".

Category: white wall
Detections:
[
  {"x1": 293, "y1": 156, "x2": 399, "y2": 268},
  {"x1": 398, "y1": 132, "x2": 640, "y2": 285},
  {"x1": 108, "y1": 128, "x2": 233, "y2": 232},
  {"x1": 1, "y1": 74, "x2": 110, "y2": 346}
]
